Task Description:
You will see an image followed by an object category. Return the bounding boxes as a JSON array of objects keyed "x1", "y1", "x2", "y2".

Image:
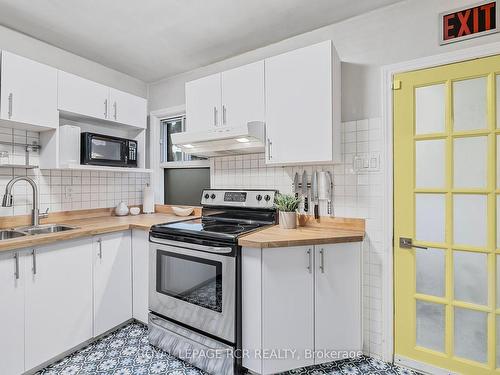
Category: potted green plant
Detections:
[{"x1": 274, "y1": 193, "x2": 301, "y2": 229}]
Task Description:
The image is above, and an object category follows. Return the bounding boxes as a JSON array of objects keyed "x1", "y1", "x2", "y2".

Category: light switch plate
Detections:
[{"x1": 353, "y1": 153, "x2": 380, "y2": 174}]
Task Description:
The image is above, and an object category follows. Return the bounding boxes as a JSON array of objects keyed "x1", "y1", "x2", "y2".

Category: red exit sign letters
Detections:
[{"x1": 440, "y1": 1, "x2": 498, "y2": 44}]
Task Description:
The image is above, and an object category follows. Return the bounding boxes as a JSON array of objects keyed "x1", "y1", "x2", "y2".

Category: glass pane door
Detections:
[{"x1": 394, "y1": 54, "x2": 500, "y2": 375}]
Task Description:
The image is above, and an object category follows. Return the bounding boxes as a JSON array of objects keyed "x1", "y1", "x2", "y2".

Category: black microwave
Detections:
[{"x1": 81, "y1": 132, "x2": 137, "y2": 168}]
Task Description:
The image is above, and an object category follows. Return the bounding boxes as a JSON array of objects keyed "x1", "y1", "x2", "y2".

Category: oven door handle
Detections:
[{"x1": 150, "y1": 237, "x2": 233, "y2": 254}]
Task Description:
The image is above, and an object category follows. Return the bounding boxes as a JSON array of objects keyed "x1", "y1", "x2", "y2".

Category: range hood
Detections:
[{"x1": 171, "y1": 121, "x2": 265, "y2": 157}]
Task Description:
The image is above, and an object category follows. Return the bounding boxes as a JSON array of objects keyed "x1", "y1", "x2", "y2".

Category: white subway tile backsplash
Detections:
[
  {"x1": 0, "y1": 126, "x2": 150, "y2": 215},
  {"x1": 210, "y1": 117, "x2": 386, "y2": 358}
]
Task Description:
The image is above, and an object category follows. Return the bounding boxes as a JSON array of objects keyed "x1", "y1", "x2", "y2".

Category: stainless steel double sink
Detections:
[{"x1": 0, "y1": 224, "x2": 78, "y2": 240}]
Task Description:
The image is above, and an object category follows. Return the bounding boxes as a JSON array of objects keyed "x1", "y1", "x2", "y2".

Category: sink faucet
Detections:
[{"x1": 2, "y1": 176, "x2": 49, "y2": 227}]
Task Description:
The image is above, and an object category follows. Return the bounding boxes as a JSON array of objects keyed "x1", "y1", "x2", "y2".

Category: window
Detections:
[{"x1": 160, "y1": 116, "x2": 205, "y2": 163}]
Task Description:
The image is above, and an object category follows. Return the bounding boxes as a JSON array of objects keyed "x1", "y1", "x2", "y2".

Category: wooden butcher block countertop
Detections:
[
  {"x1": 0, "y1": 205, "x2": 200, "y2": 253},
  {"x1": 238, "y1": 217, "x2": 365, "y2": 248}
]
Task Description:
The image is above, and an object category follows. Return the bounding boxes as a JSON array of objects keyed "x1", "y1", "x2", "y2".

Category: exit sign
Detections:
[{"x1": 440, "y1": 1, "x2": 498, "y2": 45}]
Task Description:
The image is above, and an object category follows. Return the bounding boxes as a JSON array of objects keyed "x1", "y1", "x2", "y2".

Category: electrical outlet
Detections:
[{"x1": 64, "y1": 185, "x2": 73, "y2": 200}]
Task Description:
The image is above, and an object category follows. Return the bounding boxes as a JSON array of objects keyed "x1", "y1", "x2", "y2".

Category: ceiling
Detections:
[{"x1": 0, "y1": 0, "x2": 403, "y2": 82}]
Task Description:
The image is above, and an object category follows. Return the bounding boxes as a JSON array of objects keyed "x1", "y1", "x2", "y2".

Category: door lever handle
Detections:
[{"x1": 399, "y1": 237, "x2": 427, "y2": 250}]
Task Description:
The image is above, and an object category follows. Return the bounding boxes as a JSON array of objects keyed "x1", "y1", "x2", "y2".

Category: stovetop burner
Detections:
[
  {"x1": 202, "y1": 223, "x2": 257, "y2": 234},
  {"x1": 150, "y1": 189, "x2": 277, "y2": 244}
]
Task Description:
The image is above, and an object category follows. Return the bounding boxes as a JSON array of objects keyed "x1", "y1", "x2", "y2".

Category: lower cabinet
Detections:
[
  {"x1": 262, "y1": 246, "x2": 315, "y2": 373},
  {"x1": 242, "y1": 242, "x2": 362, "y2": 375},
  {"x1": 0, "y1": 249, "x2": 26, "y2": 375},
  {"x1": 0, "y1": 230, "x2": 135, "y2": 375},
  {"x1": 25, "y1": 238, "x2": 93, "y2": 371},
  {"x1": 132, "y1": 229, "x2": 149, "y2": 323},
  {"x1": 93, "y1": 231, "x2": 132, "y2": 336}
]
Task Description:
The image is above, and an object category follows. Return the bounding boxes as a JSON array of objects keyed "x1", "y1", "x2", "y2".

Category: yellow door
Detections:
[{"x1": 394, "y1": 55, "x2": 500, "y2": 375}]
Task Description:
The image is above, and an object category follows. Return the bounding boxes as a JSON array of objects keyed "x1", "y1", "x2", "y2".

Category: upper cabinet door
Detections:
[
  {"x1": 25, "y1": 238, "x2": 93, "y2": 371},
  {"x1": 109, "y1": 88, "x2": 147, "y2": 128},
  {"x1": 58, "y1": 71, "x2": 109, "y2": 120},
  {"x1": 0, "y1": 51, "x2": 58, "y2": 130},
  {"x1": 185, "y1": 73, "x2": 221, "y2": 132},
  {"x1": 221, "y1": 61, "x2": 264, "y2": 127},
  {"x1": 265, "y1": 41, "x2": 340, "y2": 165}
]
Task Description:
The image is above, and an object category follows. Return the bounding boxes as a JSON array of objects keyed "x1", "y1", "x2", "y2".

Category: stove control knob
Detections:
[
  {"x1": 211, "y1": 194, "x2": 216, "y2": 199},
  {"x1": 256, "y1": 194, "x2": 262, "y2": 201},
  {"x1": 204, "y1": 193, "x2": 210, "y2": 199},
  {"x1": 264, "y1": 194, "x2": 271, "y2": 202}
]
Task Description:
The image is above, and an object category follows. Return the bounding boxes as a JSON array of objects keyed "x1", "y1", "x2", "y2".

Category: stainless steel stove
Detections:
[{"x1": 148, "y1": 189, "x2": 276, "y2": 375}]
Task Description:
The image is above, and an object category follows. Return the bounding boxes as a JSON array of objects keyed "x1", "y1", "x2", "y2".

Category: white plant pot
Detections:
[{"x1": 279, "y1": 211, "x2": 297, "y2": 229}]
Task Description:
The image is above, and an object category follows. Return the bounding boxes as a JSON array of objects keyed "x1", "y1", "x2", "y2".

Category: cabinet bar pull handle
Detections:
[
  {"x1": 214, "y1": 107, "x2": 218, "y2": 126},
  {"x1": 307, "y1": 248, "x2": 312, "y2": 273},
  {"x1": 14, "y1": 252, "x2": 19, "y2": 279},
  {"x1": 320, "y1": 248, "x2": 325, "y2": 273},
  {"x1": 8, "y1": 93, "x2": 13, "y2": 119},
  {"x1": 267, "y1": 138, "x2": 272, "y2": 160},
  {"x1": 32, "y1": 249, "x2": 37, "y2": 275},
  {"x1": 113, "y1": 101, "x2": 117, "y2": 120},
  {"x1": 104, "y1": 99, "x2": 108, "y2": 118},
  {"x1": 98, "y1": 239, "x2": 103, "y2": 259},
  {"x1": 222, "y1": 105, "x2": 227, "y2": 125}
]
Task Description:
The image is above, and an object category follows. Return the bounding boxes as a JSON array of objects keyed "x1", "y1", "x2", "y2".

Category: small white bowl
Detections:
[
  {"x1": 172, "y1": 206, "x2": 194, "y2": 217},
  {"x1": 130, "y1": 207, "x2": 141, "y2": 216}
]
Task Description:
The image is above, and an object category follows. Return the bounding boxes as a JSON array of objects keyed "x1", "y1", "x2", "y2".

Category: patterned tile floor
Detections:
[{"x1": 37, "y1": 322, "x2": 421, "y2": 375}]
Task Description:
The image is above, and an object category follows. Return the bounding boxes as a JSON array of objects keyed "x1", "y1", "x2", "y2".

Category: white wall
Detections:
[
  {"x1": 0, "y1": 25, "x2": 147, "y2": 97},
  {"x1": 148, "y1": 0, "x2": 500, "y2": 120}
]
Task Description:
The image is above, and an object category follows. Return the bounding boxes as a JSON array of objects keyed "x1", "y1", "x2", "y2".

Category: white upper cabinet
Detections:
[
  {"x1": 185, "y1": 61, "x2": 265, "y2": 132},
  {"x1": 25, "y1": 238, "x2": 93, "y2": 371},
  {"x1": 93, "y1": 231, "x2": 132, "y2": 337},
  {"x1": 0, "y1": 51, "x2": 58, "y2": 130},
  {"x1": 221, "y1": 61, "x2": 265, "y2": 127},
  {"x1": 185, "y1": 73, "x2": 221, "y2": 132},
  {"x1": 109, "y1": 88, "x2": 147, "y2": 128},
  {"x1": 58, "y1": 71, "x2": 147, "y2": 129},
  {"x1": 265, "y1": 40, "x2": 341, "y2": 165},
  {"x1": 58, "y1": 71, "x2": 109, "y2": 120}
]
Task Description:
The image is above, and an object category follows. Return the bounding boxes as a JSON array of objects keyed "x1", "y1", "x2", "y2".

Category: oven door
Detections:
[
  {"x1": 149, "y1": 237, "x2": 236, "y2": 343},
  {"x1": 84, "y1": 134, "x2": 127, "y2": 166}
]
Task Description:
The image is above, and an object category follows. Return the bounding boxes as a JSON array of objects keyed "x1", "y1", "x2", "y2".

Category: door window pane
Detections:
[
  {"x1": 454, "y1": 136, "x2": 487, "y2": 189},
  {"x1": 453, "y1": 194, "x2": 487, "y2": 247},
  {"x1": 416, "y1": 300, "x2": 445, "y2": 352},
  {"x1": 156, "y1": 249, "x2": 222, "y2": 312},
  {"x1": 497, "y1": 256, "x2": 500, "y2": 308},
  {"x1": 453, "y1": 77, "x2": 487, "y2": 131},
  {"x1": 416, "y1": 194, "x2": 446, "y2": 243},
  {"x1": 416, "y1": 139, "x2": 445, "y2": 189},
  {"x1": 496, "y1": 75, "x2": 500, "y2": 128},
  {"x1": 453, "y1": 250, "x2": 488, "y2": 305},
  {"x1": 454, "y1": 307, "x2": 487, "y2": 363},
  {"x1": 416, "y1": 248, "x2": 445, "y2": 297},
  {"x1": 415, "y1": 84, "x2": 445, "y2": 135}
]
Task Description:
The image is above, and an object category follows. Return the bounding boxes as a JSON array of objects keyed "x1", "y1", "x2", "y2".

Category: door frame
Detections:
[{"x1": 381, "y1": 40, "x2": 500, "y2": 364}]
